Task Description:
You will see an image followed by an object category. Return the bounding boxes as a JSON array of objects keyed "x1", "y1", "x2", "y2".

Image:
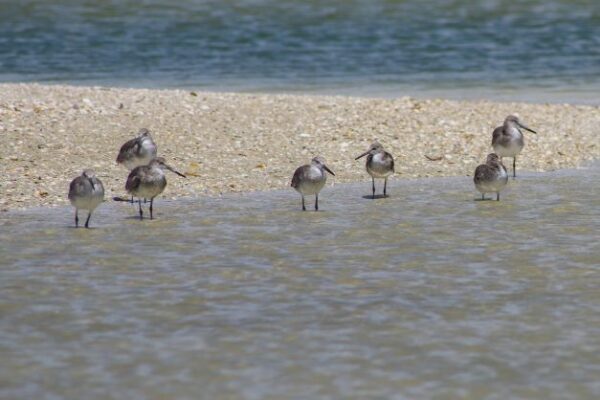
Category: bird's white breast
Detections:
[
  {"x1": 494, "y1": 140, "x2": 523, "y2": 157},
  {"x1": 70, "y1": 187, "x2": 104, "y2": 211},
  {"x1": 475, "y1": 168, "x2": 508, "y2": 194},
  {"x1": 133, "y1": 170, "x2": 167, "y2": 198},
  {"x1": 296, "y1": 166, "x2": 326, "y2": 195},
  {"x1": 367, "y1": 153, "x2": 393, "y2": 178}
]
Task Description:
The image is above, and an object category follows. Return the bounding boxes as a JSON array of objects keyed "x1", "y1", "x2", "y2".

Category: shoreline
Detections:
[
  {"x1": 1, "y1": 83, "x2": 599, "y2": 212},
  {"x1": 6, "y1": 80, "x2": 600, "y2": 106},
  {"x1": 4, "y1": 161, "x2": 600, "y2": 216}
]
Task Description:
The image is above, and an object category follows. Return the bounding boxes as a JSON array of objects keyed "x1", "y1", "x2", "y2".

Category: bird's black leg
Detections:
[
  {"x1": 75, "y1": 210, "x2": 79, "y2": 228},
  {"x1": 372, "y1": 177, "x2": 376, "y2": 199},
  {"x1": 150, "y1": 198, "x2": 154, "y2": 220},
  {"x1": 497, "y1": 192, "x2": 500, "y2": 201},
  {"x1": 130, "y1": 195, "x2": 134, "y2": 204},
  {"x1": 384, "y1": 178, "x2": 388, "y2": 197},
  {"x1": 302, "y1": 196, "x2": 306, "y2": 211},
  {"x1": 513, "y1": 157, "x2": 517, "y2": 178},
  {"x1": 138, "y1": 199, "x2": 143, "y2": 220},
  {"x1": 481, "y1": 193, "x2": 485, "y2": 201},
  {"x1": 315, "y1": 194, "x2": 319, "y2": 211},
  {"x1": 85, "y1": 212, "x2": 92, "y2": 228}
]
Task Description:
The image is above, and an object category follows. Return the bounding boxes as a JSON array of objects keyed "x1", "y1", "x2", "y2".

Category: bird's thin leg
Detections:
[
  {"x1": 384, "y1": 178, "x2": 388, "y2": 197},
  {"x1": 497, "y1": 192, "x2": 500, "y2": 201},
  {"x1": 315, "y1": 194, "x2": 319, "y2": 211},
  {"x1": 138, "y1": 199, "x2": 144, "y2": 220},
  {"x1": 481, "y1": 193, "x2": 485, "y2": 201},
  {"x1": 513, "y1": 157, "x2": 517, "y2": 178},
  {"x1": 130, "y1": 195, "x2": 134, "y2": 204},
  {"x1": 302, "y1": 196, "x2": 306, "y2": 211},
  {"x1": 150, "y1": 198, "x2": 154, "y2": 220},
  {"x1": 75, "y1": 210, "x2": 79, "y2": 228},
  {"x1": 372, "y1": 177, "x2": 376, "y2": 199},
  {"x1": 144, "y1": 198, "x2": 147, "y2": 204},
  {"x1": 85, "y1": 211, "x2": 92, "y2": 228}
]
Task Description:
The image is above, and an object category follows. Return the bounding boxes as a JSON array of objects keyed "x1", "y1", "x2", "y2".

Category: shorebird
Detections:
[
  {"x1": 68, "y1": 169, "x2": 105, "y2": 228},
  {"x1": 473, "y1": 153, "x2": 508, "y2": 201},
  {"x1": 355, "y1": 141, "x2": 395, "y2": 199},
  {"x1": 117, "y1": 128, "x2": 158, "y2": 202},
  {"x1": 116, "y1": 128, "x2": 158, "y2": 170},
  {"x1": 492, "y1": 115, "x2": 537, "y2": 178},
  {"x1": 125, "y1": 157, "x2": 186, "y2": 220},
  {"x1": 291, "y1": 156, "x2": 335, "y2": 211}
]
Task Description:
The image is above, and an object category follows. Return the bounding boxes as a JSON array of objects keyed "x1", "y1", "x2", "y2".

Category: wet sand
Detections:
[{"x1": 1, "y1": 83, "x2": 599, "y2": 211}]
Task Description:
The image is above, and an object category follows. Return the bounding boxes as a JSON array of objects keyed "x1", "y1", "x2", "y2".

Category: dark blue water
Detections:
[{"x1": 1, "y1": 0, "x2": 599, "y2": 101}]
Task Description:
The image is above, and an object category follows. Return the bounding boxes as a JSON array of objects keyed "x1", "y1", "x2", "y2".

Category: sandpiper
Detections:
[
  {"x1": 116, "y1": 128, "x2": 158, "y2": 170},
  {"x1": 125, "y1": 157, "x2": 186, "y2": 220},
  {"x1": 492, "y1": 115, "x2": 537, "y2": 178},
  {"x1": 117, "y1": 128, "x2": 158, "y2": 202},
  {"x1": 291, "y1": 156, "x2": 335, "y2": 211},
  {"x1": 68, "y1": 169, "x2": 105, "y2": 228},
  {"x1": 355, "y1": 141, "x2": 395, "y2": 199},
  {"x1": 473, "y1": 153, "x2": 508, "y2": 201}
]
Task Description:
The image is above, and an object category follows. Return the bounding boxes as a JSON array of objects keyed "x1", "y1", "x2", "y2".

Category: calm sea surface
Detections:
[
  {"x1": 1, "y1": 166, "x2": 599, "y2": 399},
  {"x1": 1, "y1": 0, "x2": 599, "y2": 102}
]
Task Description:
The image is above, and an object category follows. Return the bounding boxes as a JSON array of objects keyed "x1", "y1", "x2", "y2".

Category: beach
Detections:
[
  {"x1": 1, "y1": 83, "x2": 599, "y2": 211},
  {"x1": 4, "y1": 2, "x2": 600, "y2": 397}
]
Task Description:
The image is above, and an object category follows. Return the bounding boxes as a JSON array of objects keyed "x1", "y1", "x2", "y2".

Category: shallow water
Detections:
[
  {"x1": 1, "y1": 166, "x2": 599, "y2": 399},
  {"x1": 1, "y1": 0, "x2": 600, "y2": 103}
]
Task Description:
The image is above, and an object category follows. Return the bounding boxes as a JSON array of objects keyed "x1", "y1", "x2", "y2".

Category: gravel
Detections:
[{"x1": 1, "y1": 83, "x2": 598, "y2": 211}]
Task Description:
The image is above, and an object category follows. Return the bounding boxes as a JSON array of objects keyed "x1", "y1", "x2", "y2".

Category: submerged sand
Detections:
[{"x1": 1, "y1": 83, "x2": 599, "y2": 211}]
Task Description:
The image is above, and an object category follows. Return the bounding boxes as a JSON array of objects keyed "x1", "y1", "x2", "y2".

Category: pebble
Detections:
[{"x1": 0, "y1": 83, "x2": 598, "y2": 211}]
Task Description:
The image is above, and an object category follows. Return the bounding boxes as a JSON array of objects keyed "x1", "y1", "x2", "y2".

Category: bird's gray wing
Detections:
[
  {"x1": 117, "y1": 137, "x2": 141, "y2": 163},
  {"x1": 473, "y1": 165, "x2": 489, "y2": 183},
  {"x1": 291, "y1": 166, "x2": 305, "y2": 188},
  {"x1": 125, "y1": 168, "x2": 142, "y2": 192},
  {"x1": 93, "y1": 177, "x2": 105, "y2": 196},
  {"x1": 68, "y1": 177, "x2": 83, "y2": 200},
  {"x1": 491, "y1": 126, "x2": 503, "y2": 146}
]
